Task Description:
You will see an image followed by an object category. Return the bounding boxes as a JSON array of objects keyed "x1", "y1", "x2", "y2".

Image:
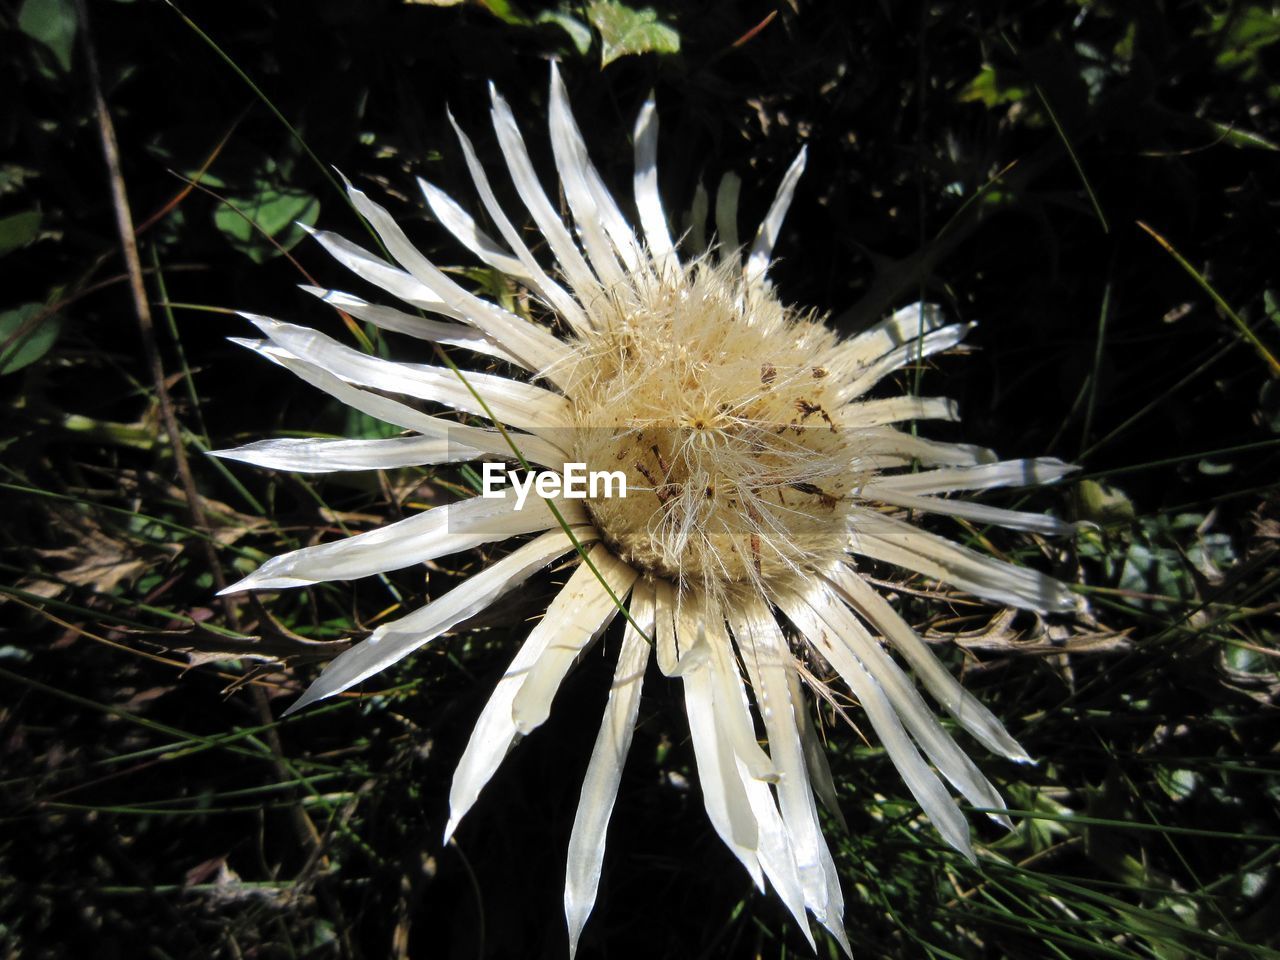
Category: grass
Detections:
[{"x1": 3, "y1": 1, "x2": 1278, "y2": 958}]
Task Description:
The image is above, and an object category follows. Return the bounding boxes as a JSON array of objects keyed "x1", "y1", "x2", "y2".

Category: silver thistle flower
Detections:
[{"x1": 213, "y1": 64, "x2": 1080, "y2": 953}]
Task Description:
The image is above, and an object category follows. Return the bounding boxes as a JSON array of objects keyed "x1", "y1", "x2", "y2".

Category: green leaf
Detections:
[
  {"x1": 1203, "y1": 119, "x2": 1280, "y2": 151},
  {"x1": 958, "y1": 64, "x2": 1029, "y2": 108},
  {"x1": 587, "y1": 1, "x2": 679, "y2": 67},
  {"x1": 1075, "y1": 479, "x2": 1135, "y2": 524},
  {"x1": 474, "y1": 0, "x2": 529, "y2": 26},
  {"x1": 0, "y1": 302, "x2": 62, "y2": 375},
  {"x1": 538, "y1": 9, "x2": 593, "y2": 55},
  {"x1": 213, "y1": 181, "x2": 320, "y2": 264},
  {"x1": 18, "y1": 0, "x2": 78, "y2": 73},
  {"x1": 1207, "y1": 5, "x2": 1280, "y2": 80},
  {"x1": 345, "y1": 408, "x2": 402, "y2": 441},
  {"x1": 0, "y1": 211, "x2": 42, "y2": 257}
]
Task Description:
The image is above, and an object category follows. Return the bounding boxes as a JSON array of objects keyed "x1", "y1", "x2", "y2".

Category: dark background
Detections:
[{"x1": 2, "y1": 0, "x2": 1278, "y2": 957}]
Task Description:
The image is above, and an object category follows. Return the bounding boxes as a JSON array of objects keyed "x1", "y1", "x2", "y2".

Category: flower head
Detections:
[{"x1": 214, "y1": 64, "x2": 1079, "y2": 953}]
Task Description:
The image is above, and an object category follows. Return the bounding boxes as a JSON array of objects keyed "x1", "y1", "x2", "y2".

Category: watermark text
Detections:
[{"x1": 481, "y1": 462, "x2": 627, "y2": 510}]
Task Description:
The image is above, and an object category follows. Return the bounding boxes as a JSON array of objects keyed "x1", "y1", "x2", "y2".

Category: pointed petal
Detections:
[
  {"x1": 488, "y1": 85, "x2": 602, "y2": 310},
  {"x1": 341, "y1": 176, "x2": 573, "y2": 383},
  {"x1": 299, "y1": 286, "x2": 521, "y2": 365},
  {"x1": 545, "y1": 65, "x2": 632, "y2": 293},
  {"x1": 445, "y1": 544, "x2": 622, "y2": 839},
  {"x1": 301, "y1": 226, "x2": 447, "y2": 313},
  {"x1": 564, "y1": 593, "x2": 652, "y2": 958},
  {"x1": 868, "y1": 458, "x2": 1079, "y2": 496},
  {"x1": 631, "y1": 98, "x2": 679, "y2": 279},
  {"x1": 675, "y1": 600, "x2": 762, "y2": 888},
  {"x1": 675, "y1": 600, "x2": 814, "y2": 942},
  {"x1": 843, "y1": 395, "x2": 959, "y2": 428},
  {"x1": 777, "y1": 588, "x2": 975, "y2": 861},
  {"x1": 833, "y1": 302, "x2": 948, "y2": 372},
  {"x1": 209, "y1": 435, "x2": 482, "y2": 473},
  {"x1": 510, "y1": 550, "x2": 638, "y2": 734},
  {"x1": 244, "y1": 314, "x2": 572, "y2": 437},
  {"x1": 848, "y1": 509, "x2": 1079, "y2": 614},
  {"x1": 790, "y1": 668, "x2": 847, "y2": 832},
  {"x1": 837, "y1": 323, "x2": 975, "y2": 401},
  {"x1": 727, "y1": 595, "x2": 847, "y2": 946},
  {"x1": 228, "y1": 340, "x2": 564, "y2": 466},
  {"x1": 223, "y1": 491, "x2": 582, "y2": 593},
  {"x1": 434, "y1": 112, "x2": 592, "y2": 334},
  {"x1": 284, "y1": 526, "x2": 596, "y2": 716},
  {"x1": 827, "y1": 566, "x2": 1031, "y2": 762},
  {"x1": 807, "y1": 578, "x2": 1013, "y2": 828},
  {"x1": 701, "y1": 604, "x2": 777, "y2": 783},
  {"x1": 548, "y1": 64, "x2": 646, "y2": 277},
  {"x1": 861, "y1": 489, "x2": 1077, "y2": 536},
  {"x1": 742, "y1": 757, "x2": 815, "y2": 950},
  {"x1": 855, "y1": 428, "x2": 997, "y2": 469},
  {"x1": 417, "y1": 177, "x2": 529, "y2": 278},
  {"x1": 746, "y1": 147, "x2": 807, "y2": 283}
]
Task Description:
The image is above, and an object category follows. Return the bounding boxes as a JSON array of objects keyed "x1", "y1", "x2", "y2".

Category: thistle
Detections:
[{"x1": 214, "y1": 64, "x2": 1079, "y2": 953}]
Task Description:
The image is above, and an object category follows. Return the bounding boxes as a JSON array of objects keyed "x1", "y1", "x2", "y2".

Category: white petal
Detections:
[
  {"x1": 223, "y1": 491, "x2": 583, "y2": 593},
  {"x1": 209, "y1": 435, "x2": 482, "y2": 473},
  {"x1": 417, "y1": 178, "x2": 529, "y2": 278},
  {"x1": 299, "y1": 286, "x2": 521, "y2": 365},
  {"x1": 510, "y1": 549, "x2": 638, "y2": 734},
  {"x1": 726, "y1": 596, "x2": 848, "y2": 949},
  {"x1": 675, "y1": 600, "x2": 763, "y2": 888},
  {"x1": 549, "y1": 64, "x2": 646, "y2": 277},
  {"x1": 843, "y1": 395, "x2": 959, "y2": 428},
  {"x1": 776, "y1": 588, "x2": 974, "y2": 861},
  {"x1": 244, "y1": 314, "x2": 572, "y2": 438},
  {"x1": 546, "y1": 65, "x2": 632, "y2": 294},
  {"x1": 855, "y1": 428, "x2": 997, "y2": 469},
  {"x1": 228, "y1": 340, "x2": 563, "y2": 466},
  {"x1": 849, "y1": 508, "x2": 1079, "y2": 613},
  {"x1": 433, "y1": 113, "x2": 592, "y2": 335},
  {"x1": 741, "y1": 752, "x2": 814, "y2": 950},
  {"x1": 806, "y1": 579, "x2": 1013, "y2": 828},
  {"x1": 714, "y1": 171, "x2": 741, "y2": 254},
  {"x1": 488, "y1": 84, "x2": 602, "y2": 310},
  {"x1": 301, "y1": 226, "x2": 446, "y2": 312},
  {"x1": 445, "y1": 543, "x2": 622, "y2": 840},
  {"x1": 833, "y1": 302, "x2": 948, "y2": 372},
  {"x1": 701, "y1": 605, "x2": 777, "y2": 783},
  {"x1": 690, "y1": 610, "x2": 814, "y2": 945},
  {"x1": 284, "y1": 526, "x2": 596, "y2": 716},
  {"x1": 746, "y1": 147, "x2": 807, "y2": 284},
  {"x1": 341, "y1": 177, "x2": 573, "y2": 383},
  {"x1": 791, "y1": 669, "x2": 847, "y2": 831},
  {"x1": 869, "y1": 458, "x2": 1079, "y2": 496},
  {"x1": 837, "y1": 323, "x2": 974, "y2": 401},
  {"x1": 827, "y1": 566, "x2": 1031, "y2": 763},
  {"x1": 564, "y1": 592, "x2": 652, "y2": 959},
  {"x1": 860, "y1": 489, "x2": 1077, "y2": 536},
  {"x1": 631, "y1": 98, "x2": 679, "y2": 280},
  {"x1": 652, "y1": 577, "x2": 679, "y2": 676}
]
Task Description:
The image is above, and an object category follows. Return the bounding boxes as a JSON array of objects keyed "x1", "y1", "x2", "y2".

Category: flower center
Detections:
[{"x1": 564, "y1": 264, "x2": 862, "y2": 591}]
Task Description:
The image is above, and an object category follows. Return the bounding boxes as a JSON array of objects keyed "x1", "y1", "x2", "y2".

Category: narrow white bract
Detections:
[{"x1": 213, "y1": 64, "x2": 1081, "y2": 955}]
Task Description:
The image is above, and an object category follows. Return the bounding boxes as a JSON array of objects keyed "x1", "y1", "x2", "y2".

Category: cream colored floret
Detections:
[{"x1": 563, "y1": 260, "x2": 866, "y2": 593}]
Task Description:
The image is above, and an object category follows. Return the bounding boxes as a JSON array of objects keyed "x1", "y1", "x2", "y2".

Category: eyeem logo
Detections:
[{"x1": 481, "y1": 463, "x2": 627, "y2": 510}]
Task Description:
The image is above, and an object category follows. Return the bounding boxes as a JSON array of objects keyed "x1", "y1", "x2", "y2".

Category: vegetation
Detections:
[{"x1": 2, "y1": 0, "x2": 1278, "y2": 957}]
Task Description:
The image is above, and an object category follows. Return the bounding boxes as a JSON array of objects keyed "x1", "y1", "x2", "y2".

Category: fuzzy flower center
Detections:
[{"x1": 565, "y1": 262, "x2": 865, "y2": 590}]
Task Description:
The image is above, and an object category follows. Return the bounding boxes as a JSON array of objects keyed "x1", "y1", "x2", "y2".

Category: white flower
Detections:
[{"x1": 214, "y1": 64, "x2": 1080, "y2": 954}]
